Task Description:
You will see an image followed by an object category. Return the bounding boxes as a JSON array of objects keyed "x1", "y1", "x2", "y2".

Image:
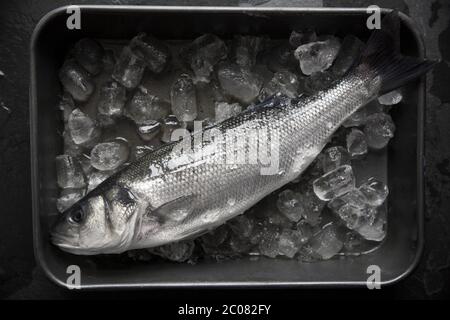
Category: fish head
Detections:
[{"x1": 51, "y1": 183, "x2": 139, "y2": 255}]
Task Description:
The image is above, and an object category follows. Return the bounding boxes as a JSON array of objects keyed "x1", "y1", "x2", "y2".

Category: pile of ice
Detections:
[{"x1": 55, "y1": 29, "x2": 401, "y2": 263}]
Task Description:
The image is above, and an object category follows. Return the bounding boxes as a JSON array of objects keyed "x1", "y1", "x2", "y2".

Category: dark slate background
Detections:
[{"x1": 0, "y1": 0, "x2": 449, "y2": 300}]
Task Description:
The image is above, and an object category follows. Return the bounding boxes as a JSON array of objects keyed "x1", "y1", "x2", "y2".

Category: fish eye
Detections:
[{"x1": 68, "y1": 206, "x2": 85, "y2": 224}]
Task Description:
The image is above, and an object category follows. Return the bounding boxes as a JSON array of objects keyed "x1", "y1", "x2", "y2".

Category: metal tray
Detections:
[{"x1": 30, "y1": 5, "x2": 425, "y2": 289}]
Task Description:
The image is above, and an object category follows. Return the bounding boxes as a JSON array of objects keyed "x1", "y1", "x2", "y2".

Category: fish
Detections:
[{"x1": 51, "y1": 12, "x2": 435, "y2": 255}]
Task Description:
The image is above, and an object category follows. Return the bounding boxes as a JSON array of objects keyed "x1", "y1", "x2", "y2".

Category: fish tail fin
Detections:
[{"x1": 356, "y1": 10, "x2": 437, "y2": 94}]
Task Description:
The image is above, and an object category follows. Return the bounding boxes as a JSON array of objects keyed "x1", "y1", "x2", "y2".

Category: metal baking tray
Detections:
[{"x1": 30, "y1": 5, "x2": 425, "y2": 289}]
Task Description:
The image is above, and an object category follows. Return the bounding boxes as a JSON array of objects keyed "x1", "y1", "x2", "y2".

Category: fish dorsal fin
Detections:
[
  {"x1": 152, "y1": 194, "x2": 198, "y2": 223},
  {"x1": 247, "y1": 94, "x2": 291, "y2": 112}
]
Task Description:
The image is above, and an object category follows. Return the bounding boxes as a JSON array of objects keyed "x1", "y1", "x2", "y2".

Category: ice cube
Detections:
[
  {"x1": 259, "y1": 206, "x2": 292, "y2": 229},
  {"x1": 127, "y1": 249, "x2": 153, "y2": 262},
  {"x1": 130, "y1": 33, "x2": 170, "y2": 74},
  {"x1": 346, "y1": 128, "x2": 368, "y2": 158},
  {"x1": 217, "y1": 63, "x2": 263, "y2": 104},
  {"x1": 181, "y1": 34, "x2": 228, "y2": 82},
  {"x1": 73, "y1": 38, "x2": 104, "y2": 75},
  {"x1": 247, "y1": 219, "x2": 266, "y2": 245},
  {"x1": 378, "y1": 89, "x2": 402, "y2": 105},
  {"x1": 90, "y1": 140, "x2": 129, "y2": 171},
  {"x1": 289, "y1": 29, "x2": 317, "y2": 48},
  {"x1": 67, "y1": 108, "x2": 101, "y2": 147},
  {"x1": 161, "y1": 115, "x2": 182, "y2": 143},
  {"x1": 330, "y1": 35, "x2": 364, "y2": 76},
  {"x1": 228, "y1": 215, "x2": 254, "y2": 238},
  {"x1": 313, "y1": 165, "x2": 355, "y2": 201},
  {"x1": 112, "y1": 46, "x2": 146, "y2": 89},
  {"x1": 58, "y1": 93, "x2": 75, "y2": 123},
  {"x1": 214, "y1": 102, "x2": 242, "y2": 123},
  {"x1": 96, "y1": 114, "x2": 115, "y2": 128},
  {"x1": 343, "y1": 230, "x2": 364, "y2": 251},
  {"x1": 309, "y1": 223, "x2": 343, "y2": 260},
  {"x1": 78, "y1": 154, "x2": 93, "y2": 175},
  {"x1": 259, "y1": 70, "x2": 300, "y2": 101},
  {"x1": 199, "y1": 225, "x2": 229, "y2": 253},
  {"x1": 87, "y1": 170, "x2": 113, "y2": 192},
  {"x1": 277, "y1": 229, "x2": 301, "y2": 258},
  {"x1": 363, "y1": 113, "x2": 396, "y2": 149},
  {"x1": 232, "y1": 35, "x2": 264, "y2": 68},
  {"x1": 63, "y1": 131, "x2": 83, "y2": 157},
  {"x1": 297, "y1": 244, "x2": 318, "y2": 262},
  {"x1": 342, "y1": 100, "x2": 384, "y2": 128},
  {"x1": 102, "y1": 49, "x2": 116, "y2": 72},
  {"x1": 355, "y1": 207, "x2": 386, "y2": 241},
  {"x1": 328, "y1": 189, "x2": 374, "y2": 230},
  {"x1": 289, "y1": 30, "x2": 303, "y2": 48},
  {"x1": 265, "y1": 42, "x2": 298, "y2": 73},
  {"x1": 97, "y1": 81, "x2": 127, "y2": 120},
  {"x1": 294, "y1": 220, "x2": 315, "y2": 244},
  {"x1": 195, "y1": 80, "x2": 225, "y2": 120},
  {"x1": 133, "y1": 145, "x2": 155, "y2": 160},
  {"x1": 258, "y1": 225, "x2": 281, "y2": 258},
  {"x1": 228, "y1": 232, "x2": 254, "y2": 254},
  {"x1": 56, "y1": 188, "x2": 85, "y2": 213},
  {"x1": 125, "y1": 86, "x2": 171, "y2": 125},
  {"x1": 294, "y1": 37, "x2": 341, "y2": 75},
  {"x1": 276, "y1": 189, "x2": 305, "y2": 222},
  {"x1": 358, "y1": 177, "x2": 389, "y2": 206},
  {"x1": 55, "y1": 155, "x2": 86, "y2": 189},
  {"x1": 137, "y1": 121, "x2": 161, "y2": 142},
  {"x1": 321, "y1": 146, "x2": 351, "y2": 173},
  {"x1": 153, "y1": 240, "x2": 195, "y2": 262},
  {"x1": 300, "y1": 155, "x2": 324, "y2": 183},
  {"x1": 303, "y1": 71, "x2": 337, "y2": 93},
  {"x1": 59, "y1": 60, "x2": 95, "y2": 102},
  {"x1": 343, "y1": 109, "x2": 368, "y2": 128},
  {"x1": 298, "y1": 188, "x2": 325, "y2": 226},
  {"x1": 170, "y1": 74, "x2": 198, "y2": 122}
]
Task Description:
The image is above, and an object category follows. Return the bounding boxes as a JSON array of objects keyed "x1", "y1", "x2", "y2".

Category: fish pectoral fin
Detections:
[{"x1": 152, "y1": 194, "x2": 199, "y2": 223}]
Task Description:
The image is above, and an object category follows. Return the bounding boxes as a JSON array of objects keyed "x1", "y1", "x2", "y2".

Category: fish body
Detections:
[
  {"x1": 51, "y1": 12, "x2": 435, "y2": 255},
  {"x1": 122, "y1": 73, "x2": 375, "y2": 250}
]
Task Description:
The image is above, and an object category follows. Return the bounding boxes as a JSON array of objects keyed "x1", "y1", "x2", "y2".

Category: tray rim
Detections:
[{"x1": 30, "y1": 5, "x2": 425, "y2": 290}]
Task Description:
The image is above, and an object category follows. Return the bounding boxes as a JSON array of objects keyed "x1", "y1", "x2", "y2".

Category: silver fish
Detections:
[{"x1": 51, "y1": 12, "x2": 435, "y2": 255}]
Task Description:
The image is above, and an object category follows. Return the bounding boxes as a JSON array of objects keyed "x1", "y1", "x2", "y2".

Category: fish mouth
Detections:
[
  {"x1": 52, "y1": 242, "x2": 80, "y2": 251},
  {"x1": 50, "y1": 231, "x2": 80, "y2": 250}
]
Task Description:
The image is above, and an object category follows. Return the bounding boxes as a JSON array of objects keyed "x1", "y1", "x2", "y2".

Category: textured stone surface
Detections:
[{"x1": 0, "y1": 0, "x2": 449, "y2": 300}]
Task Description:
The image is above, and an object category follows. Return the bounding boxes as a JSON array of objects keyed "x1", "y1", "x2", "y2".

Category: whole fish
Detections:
[{"x1": 52, "y1": 12, "x2": 435, "y2": 255}]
